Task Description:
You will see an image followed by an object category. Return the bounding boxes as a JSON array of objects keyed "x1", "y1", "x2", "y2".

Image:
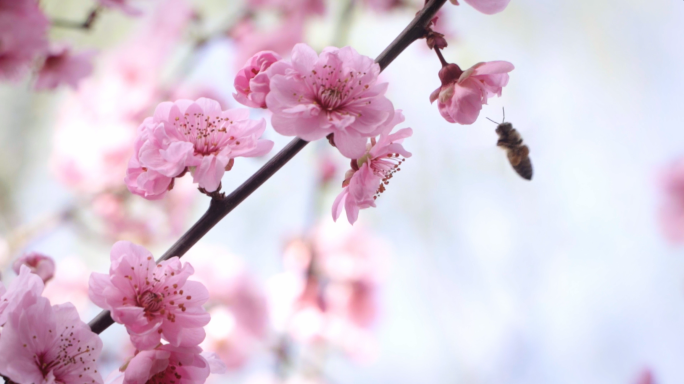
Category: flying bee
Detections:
[{"x1": 487, "y1": 110, "x2": 533, "y2": 181}]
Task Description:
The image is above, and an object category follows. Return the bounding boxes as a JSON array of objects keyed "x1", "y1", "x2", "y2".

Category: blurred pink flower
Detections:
[
  {"x1": 0, "y1": 265, "x2": 44, "y2": 325},
  {"x1": 634, "y1": 369, "x2": 655, "y2": 384},
  {"x1": 232, "y1": 14, "x2": 305, "y2": 69},
  {"x1": 658, "y1": 158, "x2": 684, "y2": 243},
  {"x1": 126, "y1": 98, "x2": 273, "y2": 196},
  {"x1": 450, "y1": 0, "x2": 512, "y2": 15},
  {"x1": 189, "y1": 246, "x2": 269, "y2": 370},
  {"x1": 269, "y1": 222, "x2": 387, "y2": 360},
  {"x1": 0, "y1": 0, "x2": 48, "y2": 81},
  {"x1": 90, "y1": 177, "x2": 197, "y2": 244},
  {"x1": 88, "y1": 241, "x2": 210, "y2": 350},
  {"x1": 110, "y1": 345, "x2": 225, "y2": 384},
  {"x1": 0, "y1": 297, "x2": 103, "y2": 384},
  {"x1": 42, "y1": 256, "x2": 91, "y2": 311},
  {"x1": 12, "y1": 251, "x2": 56, "y2": 283},
  {"x1": 332, "y1": 110, "x2": 412, "y2": 224},
  {"x1": 430, "y1": 61, "x2": 513, "y2": 125},
  {"x1": 98, "y1": 0, "x2": 143, "y2": 15},
  {"x1": 234, "y1": 50, "x2": 282, "y2": 108},
  {"x1": 318, "y1": 153, "x2": 338, "y2": 185},
  {"x1": 35, "y1": 45, "x2": 95, "y2": 90},
  {"x1": 266, "y1": 43, "x2": 395, "y2": 159}
]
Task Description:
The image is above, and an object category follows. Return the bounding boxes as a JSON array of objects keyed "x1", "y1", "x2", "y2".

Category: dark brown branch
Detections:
[
  {"x1": 88, "y1": 0, "x2": 448, "y2": 335},
  {"x1": 51, "y1": 7, "x2": 100, "y2": 30},
  {"x1": 375, "y1": 0, "x2": 447, "y2": 71}
]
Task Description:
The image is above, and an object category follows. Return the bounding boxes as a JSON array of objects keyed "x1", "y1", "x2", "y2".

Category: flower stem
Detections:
[
  {"x1": 88, "y1": 0, "x2": 448, "y2": 335},
  {"x1": 434, "y1": 47, "x2": 449, "y2": 67}
]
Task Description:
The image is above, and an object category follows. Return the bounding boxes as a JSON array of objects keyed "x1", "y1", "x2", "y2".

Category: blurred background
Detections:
[{"x1": 0, "y1": 0, "x2": 682, "y2": 383}]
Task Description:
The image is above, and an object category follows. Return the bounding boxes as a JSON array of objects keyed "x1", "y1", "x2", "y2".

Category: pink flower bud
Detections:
[
  {"x1": 430, "y1": 61, "x2": 514, "y2": 125},
  {"x1": 12, "y1": 251, "x2": 56, "y2": 283},
  {"x1": 234, "y1": 50, "x2": 282, "y2": 108}
]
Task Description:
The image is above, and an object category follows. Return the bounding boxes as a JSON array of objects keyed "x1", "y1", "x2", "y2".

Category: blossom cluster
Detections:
[
  {"x1": 0, "y1": 0, "x2": 523, "y2": 382},
  {"x1": 125, "y1": 98, "x2": 274, "y2": 198},
  {"x1": 229, "y1": 43, "x2": 413, "y2": 224},
  {"x1": 89, "y1": 241, "x2": 226, "y2": 383}
]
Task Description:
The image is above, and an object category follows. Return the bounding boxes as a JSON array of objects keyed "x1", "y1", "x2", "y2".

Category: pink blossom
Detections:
[
  {"x1": 266, "y1": 43, "x2": 395, "y2": 159},
  {"x1": 126, "y1": 98, "x2": 273, "y2": 197},
  {"x1": 332, "y1": 110, "x2": 412, "y2": 224},
  {"x1": 12, "y1": 251, "x2": 56, "y2": 283},
  {"x1": 234, "y1": 51, "x2": 282, "y2": 108},
  {"x1": 35, "y1": 45, "x2": 95, "y2": 90},
  {"x1": 449, "y1": 0, "x2": 511, "y2": 14},
  {"x1": 0, "y1": 0, "x2": 48, "y2": 81},
  {"x1": 97, "y1": 0, "x2": 143, "y2": 15},
  {"x1": 0, "y1": 265, "x2": 44, "y2": 326},
  {"x1": 110, "y1": 345, "x2": 225, "y2": 384},
  {"x1": 125, "y1": 122, "x2": 175, "y2": 200},
  {"x1": 0, "y1": 296, "x2": 103, "y2": 384},
  {"x1": 88, "y1": 241, "x2": 210, "y2": 350},
  {"x1": 430, "y1": 61, "x2": 514, "y2": 125}
]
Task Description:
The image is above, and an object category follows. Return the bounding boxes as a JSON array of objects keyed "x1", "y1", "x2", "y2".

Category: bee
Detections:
[{"x1": 487, "y1": 110, "x2": 533, "y2": 181}]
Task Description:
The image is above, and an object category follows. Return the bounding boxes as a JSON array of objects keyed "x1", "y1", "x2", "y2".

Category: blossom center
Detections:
[
  {"x1": 36, "y1": 330, "x2": 96, "y2": 381},
  {"x1": 147, "y1": 364, "x2": 182, "y2": 384},
  {"x1": 138, "y1": 290, "x2": 164, "y2": 314},
  {"x1": 174, "y1": 112, "x2": 236, "y2": 156},
  {"x1": 308, "y1": 66, "x2": 370, "y2": 114}
]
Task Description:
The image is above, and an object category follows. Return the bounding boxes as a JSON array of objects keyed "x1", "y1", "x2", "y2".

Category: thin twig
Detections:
[
  {"x1": 51, "y1": 7, "x2": 100, "y2": 30},
  {"x1": 88, "y1": 0, "x2": 448, "y2": 335}
]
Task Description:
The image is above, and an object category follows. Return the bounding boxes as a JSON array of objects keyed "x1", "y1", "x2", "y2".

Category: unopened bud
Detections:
[{"x1": 438, "y1": 63, "x2": 463, "y2": 85}]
